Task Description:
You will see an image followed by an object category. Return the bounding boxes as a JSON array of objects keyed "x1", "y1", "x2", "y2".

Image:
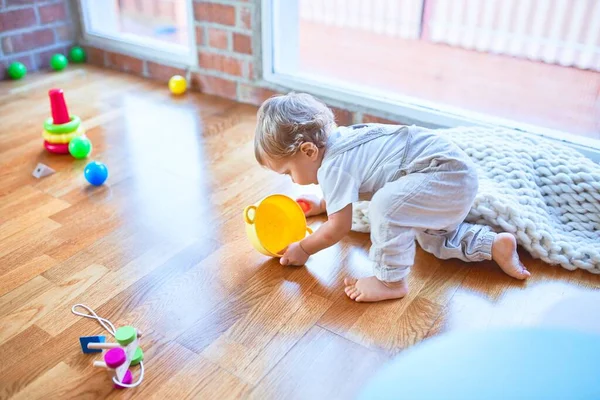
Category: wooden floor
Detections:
[{"x1": 1, "y1": 66, "x2": 599, "y2": 400}]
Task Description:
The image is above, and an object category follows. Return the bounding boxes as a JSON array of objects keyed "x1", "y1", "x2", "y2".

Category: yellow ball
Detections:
[{"x1": 168, "y1": 75, "x2": 187, "y2": 95}]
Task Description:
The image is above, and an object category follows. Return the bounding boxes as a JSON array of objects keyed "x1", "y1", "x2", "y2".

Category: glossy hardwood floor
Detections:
[{"x1": 1, "y1": 66, "x2": 599, "y2": 399}]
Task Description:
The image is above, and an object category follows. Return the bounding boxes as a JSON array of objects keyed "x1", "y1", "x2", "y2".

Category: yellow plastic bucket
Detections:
[{"x1": 243, "y1": 194, "x2": 313, "y2": 257}]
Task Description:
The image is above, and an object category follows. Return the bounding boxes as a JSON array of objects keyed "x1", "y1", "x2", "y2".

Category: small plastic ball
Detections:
[
  {"x1": 84, "y1": 161, "x2": 108, "y2": 186},
  {"x1": 68, "y1": 136, "x2": 92, "y2": 159},
  {"x1": 7, "y1": 62, "x2": 27, "y2": 80},
  {"x1": 50, "y1": 54, "x2": 68, "y2": 71},
  {"x1": 168, "y1": 75, "x2": 187, "y2": 95},
  {"x1": 69, "y1": 46, "x2": 86, "y2": 63},
  {"x1": 297, "y1": 200, "x2": 310, "y2": 213}
]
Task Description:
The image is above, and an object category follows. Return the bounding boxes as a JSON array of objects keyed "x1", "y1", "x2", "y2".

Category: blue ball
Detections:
[{"x1": 84, "y1": 161, "x2": 108, "y2": 186}]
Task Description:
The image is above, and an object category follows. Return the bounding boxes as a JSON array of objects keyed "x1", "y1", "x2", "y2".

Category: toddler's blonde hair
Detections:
[{"x1": 254, "y1": 92, "x2": 334, "y2": 165}]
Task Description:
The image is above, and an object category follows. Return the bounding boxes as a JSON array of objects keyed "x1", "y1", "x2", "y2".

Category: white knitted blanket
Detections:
[{"x1": 352, "y1": 127, "x2": 600, "y2": 274}]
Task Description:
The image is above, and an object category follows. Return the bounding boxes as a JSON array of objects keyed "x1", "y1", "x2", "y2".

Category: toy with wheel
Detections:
[{"x1": 74, "y1": 305, "x2": 145, "y2": 389}]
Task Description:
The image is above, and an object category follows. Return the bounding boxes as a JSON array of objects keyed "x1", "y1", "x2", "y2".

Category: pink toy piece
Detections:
[
  {"x1": 104, "y1": 348, "x2": 126, "y2": 369},
  {"x1": 44, "y1": 140, "x2": 70, "y2": 154},
  {"x1": 114, "y1": 369, "x2": 133, "y2": 389},
  {"x1": 48, "y1": 89, "x2": 70, "y2": 125}
]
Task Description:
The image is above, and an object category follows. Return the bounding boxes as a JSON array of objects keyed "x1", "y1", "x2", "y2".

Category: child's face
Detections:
[{"x1": 265, "y1": 143, "x2": 322, "y2": 185}]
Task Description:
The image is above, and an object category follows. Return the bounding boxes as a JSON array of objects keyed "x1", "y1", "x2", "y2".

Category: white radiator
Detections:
[
  {"x1": 300, "y1": 0, "x2": 424, "y2": 39},
  {"x1": 300, "y1": 0, "x2": 600, "y2": 71},
  {"x1": 425, "y1": 0, "x2": 600, "y2": 71}
]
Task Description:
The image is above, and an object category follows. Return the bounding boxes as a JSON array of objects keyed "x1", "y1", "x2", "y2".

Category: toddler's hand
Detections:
[
  {"x1": 280, "y1": 242, "x2": 310, "y2": 266},
  {"x1": 296, "y1": 194, "x2": 324, "y2": 217}
]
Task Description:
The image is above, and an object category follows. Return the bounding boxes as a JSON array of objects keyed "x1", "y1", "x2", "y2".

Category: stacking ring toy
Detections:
[
  {"x1": 44, "y1": 115, "x2": 81, "y2": 134},
  {"x1": 44, "y1": 141, "x2": 70, "y2": 154},
  {"x1": 42, "y1": 125, "x2": 85, "y2": 143},
  {"x1": 42, "y1": 89, "x2": 88, "y2": 155}
]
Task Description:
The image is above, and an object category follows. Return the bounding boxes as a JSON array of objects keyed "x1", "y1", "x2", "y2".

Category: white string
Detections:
[
  {"x1": 72, "y1": 304, "x2": 144, "y2": 388},
  {"x1": 72, "y1": 304, "x2": 116, "y2": 336}
]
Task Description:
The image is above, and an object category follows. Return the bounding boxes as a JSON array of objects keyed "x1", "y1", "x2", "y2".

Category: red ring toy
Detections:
[{"x1": 43, "y1": 140, "x2": 70, "y2": 154}]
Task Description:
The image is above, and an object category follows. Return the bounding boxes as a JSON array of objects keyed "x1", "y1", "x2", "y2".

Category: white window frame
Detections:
[
  {"x1": 261, "y1": 0, "x2": 600, "y2": 162},
  {"x1": 78, "y1": 0, "x2": 197, "y2": 67}
]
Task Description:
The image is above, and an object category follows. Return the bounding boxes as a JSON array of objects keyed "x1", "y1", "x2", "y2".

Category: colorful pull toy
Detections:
[{"x1": 73, "y1": 304, "x2": 145, "y2": 389}]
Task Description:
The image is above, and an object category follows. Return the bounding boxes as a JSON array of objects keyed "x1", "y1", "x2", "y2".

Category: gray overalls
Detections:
[{"x1": 323, "y1": 124, "x2": 497, "y2": 282}]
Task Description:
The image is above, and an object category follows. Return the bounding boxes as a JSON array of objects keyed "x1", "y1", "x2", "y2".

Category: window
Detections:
[
  {"x1": 263, "y1": 0, "x2": 600, "y2": 153},
  {"x1": 80, "y1": 0, "x2": 196, "y2": 65}
]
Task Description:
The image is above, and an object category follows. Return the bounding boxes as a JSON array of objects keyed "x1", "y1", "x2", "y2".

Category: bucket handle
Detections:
[
  {"x1": 244, "y1": 205, "x2": 257, "y2": 224},
  {"x1": 306, "y1": 227, "x2": 313, "y2": 235}
]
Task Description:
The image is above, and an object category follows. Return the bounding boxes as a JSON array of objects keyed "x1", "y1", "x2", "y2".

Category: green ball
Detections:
[
  {"x1": 68, "y1": 136, "x2": 92, "y2": 159},
  {"x1": 69, "y1": 46, "x2": 86, "y2": 63},
  {"x1": 49, "y1": 54, "x2": 68, "y2": 71},
  {"x1": 7, "y1": 62, "x2": 27, "y2": 80}
]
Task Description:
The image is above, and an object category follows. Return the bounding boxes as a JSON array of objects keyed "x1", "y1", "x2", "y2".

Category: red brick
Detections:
[
  {"x1": 106, "y1": 52, "x2": 144, "y2": 75},
  {"x1": 207, "y1": 27, "x2": 229, "y2": 50},
  {"x1": 0, "y1": 8, "x2": 36, "y2": 31},
  {"x1": 237, "y1": 83, "x2": 280, "y2": 106},
  {"x1": 84, "y1": 46, "x2": 106, "y2": 66},
  {"x1": 194, "y1": 2, "x2": 236, "y2": 26},
  {"x1": 191, "y1": 73, "x2": 237, "y2": 100},
  {"x1": 232, "y1": 33, "x2": 252, "y2": 54},
  {"x1": 246, "y1": 61, "x2": 254, "y2": 80},
  {"x1": 147, "y1": 61, "x2": 186, "y2": 83},
  {"x1": 239, "y1": 6, "x2": 252, "y2": 30},
  {"x1": 198, "y1": 52, "x2": 243, "y2": 76},
  {"x1": 195, "y1": 26, "x2": 205, "y2": 46},
  {"x1": 55, "y1": 25, "x2": 74, "y2": 42},
  {"x1": 1, "y1": 29, "x2": 55, "y2": 54},
  {"x1": 362, "y1": 114, "x2": 405, "y2": 125},
  {"x1": 330, "y1": 106, "x2": 354, "y2": 126},
  {"x1": 38, "y1": 2, "x2": 68, "y2": 24}
]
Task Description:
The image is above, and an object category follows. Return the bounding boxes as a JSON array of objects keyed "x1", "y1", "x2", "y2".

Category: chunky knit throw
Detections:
[{"x1": 351, "y1": 127, "x2": 600, "y2": 274}]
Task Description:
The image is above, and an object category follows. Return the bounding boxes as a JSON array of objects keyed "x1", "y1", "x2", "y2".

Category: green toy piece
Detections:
[
  {"x1": 68, "y1": 136, "x2": 92, "y2": 159},
  {"x1": 130, "y1": 347, "x2": 144, "y2": 366},
  {"x1": 7, "y1": 62, "x2": 27, "y2": 80},
  {"x1": 69, "y1": 46, "x2": 86, "y2": 63},
  {"x1": 50, "y1": 54, "x2": 68, "y2": 71},
  {"x1": 115, "y1": 326, "x2": 137, "y2": 346}
]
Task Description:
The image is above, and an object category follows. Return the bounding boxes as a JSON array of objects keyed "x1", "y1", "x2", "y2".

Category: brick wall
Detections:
[
  {"x1": 83, "y1": 0, "x2": 405, "y2": 125},
  {"x1": 85, "y1": 1, "x2": 264, "y2": 101},
  {"x1": 0, "y1": 0, "x2": 76, "y2": 80}
]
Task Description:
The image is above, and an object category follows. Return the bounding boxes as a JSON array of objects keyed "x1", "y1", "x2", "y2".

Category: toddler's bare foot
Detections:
[
  {"x1": 492, "y1": 233, "x2": 531, "y2": 279},
  {"x1": 344, "y1": 276, "x2": 408, "y2": 302}
]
